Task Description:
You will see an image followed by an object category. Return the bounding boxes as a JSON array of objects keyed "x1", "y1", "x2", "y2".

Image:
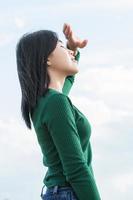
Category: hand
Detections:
[{"x1": 63, "y1": 23, "x2": 88, "y2": 53}]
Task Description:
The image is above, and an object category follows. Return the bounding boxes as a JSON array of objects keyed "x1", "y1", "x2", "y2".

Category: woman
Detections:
[{"x1": 16, "y1": 23, "x2": 101, "y2": 200}]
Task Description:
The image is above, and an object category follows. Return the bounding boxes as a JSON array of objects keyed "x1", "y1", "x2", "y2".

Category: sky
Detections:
[{"x1": 0, "y1": 0, "x2": 133, "y2": 199}]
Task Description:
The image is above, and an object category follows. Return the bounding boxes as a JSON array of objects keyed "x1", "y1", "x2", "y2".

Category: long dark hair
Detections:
[{"x1": 16, "y1": 30, "x2": 59, "y2": 130}]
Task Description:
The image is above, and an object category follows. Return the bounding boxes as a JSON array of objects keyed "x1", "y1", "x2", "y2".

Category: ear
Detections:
[{"x1": 47, "y1": 60, "x2": 52, "y2": 66}]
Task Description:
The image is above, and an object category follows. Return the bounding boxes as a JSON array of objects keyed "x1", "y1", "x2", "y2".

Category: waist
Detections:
[
  {"x1": 48, "y1": 182, "x2": 71, "y2": 189},
  {"x1": 41, "y1": 183, "x2": 72, "y2": 198}
]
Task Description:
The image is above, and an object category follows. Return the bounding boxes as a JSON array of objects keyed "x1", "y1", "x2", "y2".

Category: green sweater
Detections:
[{"x1": 31, "y1": 51, "x2": 101, "y2": 200}]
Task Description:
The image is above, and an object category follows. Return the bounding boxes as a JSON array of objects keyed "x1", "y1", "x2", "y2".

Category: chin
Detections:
[
  {"x1": 75, "y1": 69, "x2": 79, "y2": 74},
  {"x1": 72, "y1": 69, "x2": 79, "y2": 75},
  {"x1": 66, "y1": 64, "x2": 79, "y2": 76},
  {"x1": 74, "y1": 66, "x2": 79, "y2": 73}
]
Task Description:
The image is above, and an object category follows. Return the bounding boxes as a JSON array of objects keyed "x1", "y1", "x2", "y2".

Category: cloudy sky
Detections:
[{"x1": 0, "y1": 0, "x2": 133, "y2": 199}]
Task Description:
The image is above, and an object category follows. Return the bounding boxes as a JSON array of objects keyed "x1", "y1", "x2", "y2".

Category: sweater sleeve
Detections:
[
  {"x1": 62, "y1": 50, "x2": 80, "y2": 95},
  {"x1": 43, "y1": 94, "x2": 101, "y2": 200}
]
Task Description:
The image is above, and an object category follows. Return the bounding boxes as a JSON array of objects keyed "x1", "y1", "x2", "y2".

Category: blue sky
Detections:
[{"x1": 0, "y1": 0, "x2": 133, "y2": 199}]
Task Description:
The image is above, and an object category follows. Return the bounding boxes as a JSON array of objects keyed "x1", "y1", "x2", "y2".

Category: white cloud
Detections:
[
  {"x1": 14, "y1": 17, "x2": 26, "y2": 28},
  {"x1": 0, "y1": 118, "x2": 45, "y2": 200},
  {"x1": 71, "y1": 95, "x2": 111, "y2": 127},
  {"x1": 75, "y1": 64, "x2": 133, "y2": 106},
  {"x1": 0, "y1": 33, "x2": 14, "y2": 46},
  {"x1": 80, "y1": 48, "x2": 133, "y2": 66},
  {"x1": 111, "y1": 172, "x2": 133, "y2": 193},
  {"x1": 69, "y1": 60, "x2": 133, "y2": 131},
  {"x1": 81, "y1": 0, "x2": 133, "y2": 10},
  {"x1": 37, "y1": 0, "x2": 133, "y2": 12},
  {"x1": 14, "y1": 0, "x2": 132, "y2": 17},
  {"x1": 0, "y1": 118, "x2": 38, "y2": 158}
]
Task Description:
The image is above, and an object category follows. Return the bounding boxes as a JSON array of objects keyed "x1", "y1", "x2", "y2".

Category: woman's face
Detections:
[{"x1": 47, "y1": 40, "x2": 79, "y2": 76}]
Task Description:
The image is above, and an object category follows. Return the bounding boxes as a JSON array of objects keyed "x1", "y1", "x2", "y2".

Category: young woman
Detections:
[{"x1": 16, "y1": 23, "x2": 101, "y2": 200}]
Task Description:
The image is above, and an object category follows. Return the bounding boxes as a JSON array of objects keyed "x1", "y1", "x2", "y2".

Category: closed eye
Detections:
[{"x1": 61, "y1": 45, "x2": 67, "y2": 49}]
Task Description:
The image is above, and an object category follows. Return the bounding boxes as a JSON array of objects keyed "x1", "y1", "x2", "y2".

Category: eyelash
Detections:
[{"x1": 61, "y1": 46, "x2": 67, "y2": 49}]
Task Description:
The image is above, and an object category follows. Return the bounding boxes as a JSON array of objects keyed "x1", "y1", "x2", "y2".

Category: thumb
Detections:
[{"x1": 78, "y1": 39, "x2": 88, "y2": 48}]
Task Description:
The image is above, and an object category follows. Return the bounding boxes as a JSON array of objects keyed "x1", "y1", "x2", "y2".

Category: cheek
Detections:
[{"x1": 53, "y1": 53, "x2": 72, "y2": 68}]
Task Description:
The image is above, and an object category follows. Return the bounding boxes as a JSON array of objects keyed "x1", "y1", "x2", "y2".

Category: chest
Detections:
[{"x1": 72, "y1": 105, "x2": 92, "y2": 149}]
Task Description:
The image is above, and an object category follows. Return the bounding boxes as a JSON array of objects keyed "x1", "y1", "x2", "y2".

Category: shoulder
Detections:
[{"x1": 47, "y1": 93, "x2": 73, "y2": 109}]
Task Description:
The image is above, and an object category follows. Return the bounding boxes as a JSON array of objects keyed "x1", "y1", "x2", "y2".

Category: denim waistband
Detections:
[{"x1": 40, "y1": 184, "x2": 72, "y2": 198}]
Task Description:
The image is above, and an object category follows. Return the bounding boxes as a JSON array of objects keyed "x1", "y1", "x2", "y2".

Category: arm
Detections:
[
  {"x1": 62, "y1": 49, "x2": 80, "y2": 95},
  {"x1": 43, "y1": 94, "x2": 101, "y2": 200},
  {"x1": 62, "y1": 23, "x2": 88, "y2": 95}
]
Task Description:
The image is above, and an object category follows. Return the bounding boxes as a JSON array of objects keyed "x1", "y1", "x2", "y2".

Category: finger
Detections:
[
  {"x1": 84, "y1": 39, "x2": 88, "y2": 46},
  {"x1": 65, "y1": 25, "x2": 70, "y2": 35},
  {"x1": 65, "y1": 26, "x2": 71, "y2": 38},
  {"x1": 69, "y1": 30, "x2": 73, "y2": 38},
  {"x1": 77, "y1": 40, "x2": 87, "y2": 48},
  {"x1": 67, "y1": 28, "x2": 72, "y2": 39},
  {"x1": 63, "y1": 23, "x2": 69, "y2": 34},
  {"x1": 63, "y1": 23, "x2": 67, "y2": 34},
  {"x1": 78, "y1": 39, "x2": 88, "y2": 48}
]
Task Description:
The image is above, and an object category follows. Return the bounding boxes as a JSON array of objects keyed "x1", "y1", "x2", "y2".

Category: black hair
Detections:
[{"x1": 16, "y1": 30, "x2": 59, "y2": 130}]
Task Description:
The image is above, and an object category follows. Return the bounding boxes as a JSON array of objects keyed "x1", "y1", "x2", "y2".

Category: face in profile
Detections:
[{"x1": 47, "y1": 40, "x2": 79, "y2": 77}]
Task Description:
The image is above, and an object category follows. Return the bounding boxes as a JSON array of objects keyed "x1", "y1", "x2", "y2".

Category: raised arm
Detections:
[{"x1": 62, "y1": 23, "x2": 88, "y2": 95}]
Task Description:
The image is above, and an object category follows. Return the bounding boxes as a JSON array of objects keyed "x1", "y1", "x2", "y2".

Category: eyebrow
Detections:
[
  {"x1": 58, "y1": 39, "x2": 63, "y2": 43},
  {"x1": 58, "y1": 39, "x2": 65, "y2": 47}
]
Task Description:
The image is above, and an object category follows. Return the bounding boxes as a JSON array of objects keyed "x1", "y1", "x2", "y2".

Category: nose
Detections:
[{"x1": 68, "y1": 49, "x2": 74, "y2": 56}]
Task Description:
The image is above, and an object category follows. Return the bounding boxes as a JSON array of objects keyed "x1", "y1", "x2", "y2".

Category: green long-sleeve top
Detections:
[{"x1": 31, "y1": 50, "x2": 101, "y2": 200}]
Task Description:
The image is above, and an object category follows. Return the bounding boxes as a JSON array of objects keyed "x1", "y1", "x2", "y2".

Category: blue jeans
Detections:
[{"x1": 40, "y1": 185, "x2": 78, "y2": 200}]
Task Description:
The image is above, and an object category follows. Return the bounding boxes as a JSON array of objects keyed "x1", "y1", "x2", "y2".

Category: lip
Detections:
[
  {"x1": 73, "y1": 59, "x2": 77, "y2": 62},
  {"x1": 71, "y1": 56, "x2": 77, "y2": 61},
  {"x1": 71, "y1": 58, "x2": 77, "y2": 62},
  {"x1": 71, "y1": 56, "x2": 75, "y2": 59}
]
